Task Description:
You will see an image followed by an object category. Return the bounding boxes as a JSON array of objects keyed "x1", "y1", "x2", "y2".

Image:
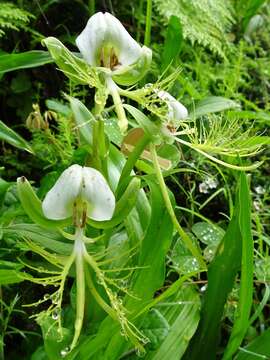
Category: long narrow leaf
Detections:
[
  {"x1": 0, "y1": 51, "x2": 53, "y2": 73},
  {"x1": 222, "y1": 173, "x2": 253, "y2": 359},
  {"x1": 184, "y1": 174, "x2": 247, "y2": 360},
  {"x1": 235, "y1": 328, "x2": 270, "y2": 359},
  {"x1": 0, "y1": 120, "x2": 33, "y2": 153}
]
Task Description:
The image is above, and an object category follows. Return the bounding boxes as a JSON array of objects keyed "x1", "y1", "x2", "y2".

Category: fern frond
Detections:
[
  {"x1": 153, "y1": 0, "x2": 235, "y2": 57},
  {"x1": 0, "y1": 2, "x2": 34, "y2": 37}
]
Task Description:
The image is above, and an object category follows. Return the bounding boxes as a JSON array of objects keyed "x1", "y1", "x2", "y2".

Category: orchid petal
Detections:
[
  {"x1": 112, "y1": 46, "x2": 152, "y2": 86},
  {"x1": 158, "y1": 90, "x2": 188, "y2": 121},
  {"x1": 75, "y1": 12, "x2": 152, "y2": 85},
  {"x1": 42, "y1": 165, "x2": 83, "y2": 220},
  {"x1": 76, "y1": 12, "x2": 141, "y2": 67},
  {"x1": 81, "y1": 167, "x2": 115, "y2": 221},
  {"x1": 42, "y1": 165, "x2": 115, "y2": 222}
]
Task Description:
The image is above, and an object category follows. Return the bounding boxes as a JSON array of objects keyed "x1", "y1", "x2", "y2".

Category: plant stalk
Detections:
[
  {"x1": 70, "y1": 230, "x2": 86, "y2": 351},
  {"x1": 149, "y1": 143, "x2": 206, "y2": 270},
  {"x1": 144, "y1": 0, "x2": 152, "y2": 47},
  {"x1": 106, "y1": 77, "x2": 128, "y2": 134}
]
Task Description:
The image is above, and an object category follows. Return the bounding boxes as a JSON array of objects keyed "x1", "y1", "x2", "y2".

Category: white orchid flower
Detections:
[
  {"x1": 75, "y1": 12, "x2": 152, "y2": 86},
  {"x1": 157, "y1": 90, "x2": 188, "y2": 122},
  {"x1": 42, "y1": 164, "x2": 115, "y2": 222}
]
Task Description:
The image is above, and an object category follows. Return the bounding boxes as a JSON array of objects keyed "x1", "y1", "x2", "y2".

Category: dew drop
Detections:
[
  {"x1": 43, "y1": 294, "x2": 50, "y2": 301},
  {"x1": 135, "y1": 347, "x2": 146, "y2": 358},
  {"x1": 200, "y1": 284, "x2": 207, "y2": 292},
  {"x1": 52, "y1": 309, "x2": 60, "y2": 320},
  {"x1": 50, "y1": 293, "x2": 60, "y2": 304},
  {"x1": 60, "y1": 346, "x2": 70, "y2": 357}
]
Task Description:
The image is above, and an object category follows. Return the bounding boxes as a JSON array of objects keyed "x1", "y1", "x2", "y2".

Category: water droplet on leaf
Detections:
[
  {"x1": 60, "y1": 346, "x2": 70, "y2": 357},
  {"x1": 52, "y1": 309, "x2": 60, "y2": 320}
]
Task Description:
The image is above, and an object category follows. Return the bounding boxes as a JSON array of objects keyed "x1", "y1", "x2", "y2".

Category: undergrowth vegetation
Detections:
[{"x1": 0, "y1": 1, "x2": 269, "y2": 359}]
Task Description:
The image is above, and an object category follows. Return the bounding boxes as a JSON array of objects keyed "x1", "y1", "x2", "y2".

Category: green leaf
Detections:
[
  {"x1": 184, "y1": 173, "x2": 251, "y2": 360},
  {"x1": 124, "y1": 104, "x2": 161, "y2": 143},
  {"x1": 104, "y1": 117, "x2": 123, "y2": 146},
  {"x1": 153, "y1": 0, "x2": 234, "y2": 57},
  {"x1": 170, "y1": 234, "x2": 200, "y2": 274},
  {"x1": 0, "y1": 269, "x2": 24, "y2": 285},
  {"x1": 0, "y1": 178, "x2": 10, "y2": 206},
  {"x1": 128, "y1": 179, "x2": 174, "y2": 308},
  {"x1": 31, "y1": 346, "x2": 49, "y2": 360},
  {"x1": 222, "y1": 173, "x2": 253, "y2": 359},
  {"x1": 0, "y1": 51, "x2": 53, "y2": 73},
  {"x1": 190, "y1": 96, "x2": 240, "y2": 118},
  {"x1": 5, "y1": 224, "x2": 73, "y2": 255},
  {"x1": 0, "y1": 120, "x2": 33, "y2": 153},
  {"x1": 148, "y1": 286, "x2": 200, "y2": 360},
  {"x1": 192, "y1": 222, "x2": 225, "y2": 245},
  {"x1": 234, "y1": 327, "x2": 270, "y2": 359},
  {"x1": 37, "y1": 315, "x2": 72, "y2": 360},
  {"x1": 157, "y1": 144, "x2": 180, "y2": 169},
  {"x1": 161, "y1": 15, "x2": 183, "y2": 72},
  {"x1": 66, "y1": 95, "x2": 94, "y2": 146},
  {"x1": 141, "y1": 309, "x2": 170, "y2": 350},
  {"x1": 46, "y1": 99, "x2": 71, "y2": 117}
]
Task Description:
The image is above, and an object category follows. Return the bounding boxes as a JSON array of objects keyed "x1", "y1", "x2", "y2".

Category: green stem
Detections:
[
  {"x1": 136, "y1": 0, "x2": 144, "y2": 42},
  {"x1": 106, "y1": 77, "x2": 128, "y2": 134},
  {"x1": 149, "y1": 143, "x2": 206, "y2": 270},
  {"x1": 70, "y1": 231, "x2": 86, "y2": 351},
  {"x1": 92, "y1": 120, "x2": 101, "y2": 170},
  {"x1": 144, "y1": 0, "x2": 152, "y2": 47},
  {"x1": 118, "y1": 88, "x2": 141, "y2": 103},
  {"x1": 91, "y1": 89, "x2": 108, "y2": 176},
  {"x1": 88, "y1": 0, "x2": 95, "y2": 15}
]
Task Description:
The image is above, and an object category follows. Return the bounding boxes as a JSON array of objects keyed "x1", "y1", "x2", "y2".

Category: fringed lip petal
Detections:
[{"x1": 42, "y1": 165, "x2": 115, "y2": 221}]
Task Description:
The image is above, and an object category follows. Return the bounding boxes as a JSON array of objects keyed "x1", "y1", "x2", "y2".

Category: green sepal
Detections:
[
  {"x1": 87, "y1": 177, "x2": 141, "y2": 229},
  {"x1": 17, "y1": 176, "x2": 71, "y2": 229},
  {"x1": 42, "y1": 37, "x2": 98, "y2": 86}
]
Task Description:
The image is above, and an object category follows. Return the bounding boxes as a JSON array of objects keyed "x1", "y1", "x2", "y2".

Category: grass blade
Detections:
[
  {"x1": 183, "y1": 173, "x2": 249, "y2": 360},
  {"x1": 222, "y1": 173, "x2": 253, "y2": 359},
  {"x1": 0, "y1": 120, "x2": 33, "y2": 153},
  {"x1": 235, "y1": 328, "x2": 270, "y2": 359},
  {"x1": 0, "y1": 51, "x2": 53, "y2": 73}
]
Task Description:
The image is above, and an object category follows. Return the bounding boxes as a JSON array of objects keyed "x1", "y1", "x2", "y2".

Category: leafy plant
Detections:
[
  {"x1": 0, "y1": 2, "x2": 269, "y2": 359},
  {"x1": 153, "y1": 0, "x2": 234, "y2": 56},
  {"x1": 0, "y1": 2, "x2": 33, "y2": 37}
]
